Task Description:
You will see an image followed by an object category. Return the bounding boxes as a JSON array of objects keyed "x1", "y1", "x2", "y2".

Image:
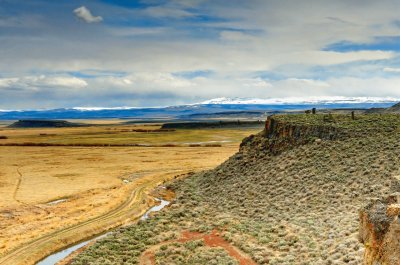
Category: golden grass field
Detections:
[{"x1": 0, "y1": 121, "x2": 261, "y2": 264}]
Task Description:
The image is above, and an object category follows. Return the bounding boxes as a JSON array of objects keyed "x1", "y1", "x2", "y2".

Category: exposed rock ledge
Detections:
[
  {"x1": 240, "y1": 115, "x2": 341, "y2": 155},
  {"x1": 359, "y1": 193, "x2": 400, "y2": 265}
]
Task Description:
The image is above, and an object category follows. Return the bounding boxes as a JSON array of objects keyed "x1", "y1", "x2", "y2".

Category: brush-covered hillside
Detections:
[{"x1": 71, "y1": 113, "x2": 400, "y2": 265}]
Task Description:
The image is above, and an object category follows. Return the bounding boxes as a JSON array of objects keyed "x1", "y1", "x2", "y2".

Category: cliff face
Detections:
[
  {"x1": 359, "y1": 193, "x2": 400, "y2": 265},
  {"x1": 264, "y1": 115, "x2": 339, "y2": 140},
  {"x1": 240, "y1": 116, "x2": 340, "y2": 155}
]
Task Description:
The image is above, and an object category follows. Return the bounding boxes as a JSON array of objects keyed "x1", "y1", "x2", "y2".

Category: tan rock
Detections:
[
  {"x1": 359, "y1": 196, "x2": 400, "y2": 265},
  {"x1": 387, "y1": 204, "x2": 400, "y2": 217}
]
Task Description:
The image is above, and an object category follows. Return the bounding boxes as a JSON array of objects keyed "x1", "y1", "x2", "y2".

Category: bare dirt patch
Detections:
[{"x1": 140, "y1": 229, "x2": 256, "y2": 265}]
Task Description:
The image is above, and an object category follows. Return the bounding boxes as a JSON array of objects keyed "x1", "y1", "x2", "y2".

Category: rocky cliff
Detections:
[
  {"x1": 359, "y1": 193, "x2": 400, "y2": 265},
  {"x1": 240, "y1": 115, "x2": 341, "y2": 155}
]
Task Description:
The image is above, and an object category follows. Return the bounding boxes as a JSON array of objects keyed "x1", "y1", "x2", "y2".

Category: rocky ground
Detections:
[{"x1": 71, "y1": 114, "x2": 400, "y2": 265}]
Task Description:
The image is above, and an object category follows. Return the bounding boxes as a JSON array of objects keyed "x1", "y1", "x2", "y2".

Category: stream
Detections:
[{"x1": 36, "y1": 198, "x2": 170, "y2": 265}]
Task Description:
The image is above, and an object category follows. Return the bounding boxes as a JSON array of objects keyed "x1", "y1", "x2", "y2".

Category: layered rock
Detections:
[
  {"x1": 264, "y1": 115, "x2": 339, "y2": 140},
  {"x1": 240, "y1": 115, "x2": 341, "y2": 155},
  {"x1": 359, "y1": 193, "x2": 400, "y2": 265}
]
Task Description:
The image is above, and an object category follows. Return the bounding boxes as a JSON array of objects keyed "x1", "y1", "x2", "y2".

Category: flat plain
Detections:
[{"x1": 0, "y1": 121, "x2": 262, "y2": 264}]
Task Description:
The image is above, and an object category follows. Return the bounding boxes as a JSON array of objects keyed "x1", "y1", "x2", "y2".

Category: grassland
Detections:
[
  {"x1": 0, "y1": 122, "x2": 258, "y2": 146},
  {"x1": 71, "y1": 113, "x2": 400, "y2": 265},
  {"x1": 0, "y1": 121, "x2": 262, "y2": 265}
]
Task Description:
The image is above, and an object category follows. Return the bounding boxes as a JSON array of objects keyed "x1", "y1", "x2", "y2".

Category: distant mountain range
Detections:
[
  {"x1": 200, "y1": 96, "x2": 400, "y2": 105},
  {"x1": 0, "y1": 97, "x2": 399, "y2": 120}
]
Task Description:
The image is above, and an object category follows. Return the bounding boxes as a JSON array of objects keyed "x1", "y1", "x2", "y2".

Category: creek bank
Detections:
[{"x1": 36, "y1": 198, "x2": 170, "y2": 265}]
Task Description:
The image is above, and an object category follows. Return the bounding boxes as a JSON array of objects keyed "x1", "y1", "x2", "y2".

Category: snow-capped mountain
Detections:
[
  {"x1": 200, "y1": 97, "x2": 400, "y2": 105},
  {"x1": 0, "y1": 97, "x2": 398, "y2": 120}
]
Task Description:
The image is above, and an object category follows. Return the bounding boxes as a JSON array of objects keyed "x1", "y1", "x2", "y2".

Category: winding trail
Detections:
[
  {"x1": 13, "y1": 167, "x2": 23, "y2": 204},
  {"x1": 12, "y1": 166, "x2": 50, "y2": 214},
  {"x1": 0, "y1": 170, "x2": 182, "y2": 265}
]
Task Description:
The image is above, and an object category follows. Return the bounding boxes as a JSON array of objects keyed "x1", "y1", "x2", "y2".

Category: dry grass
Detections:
[
  {"x1": 0, "y1": 122, "x2": 261, "y2": 261},
  {"x1": 0, "y1": 123, "x2": 258, "y2": 146}
]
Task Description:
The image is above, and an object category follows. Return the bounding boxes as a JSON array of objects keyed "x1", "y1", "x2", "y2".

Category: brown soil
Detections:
[
  {"x1": 151, "y1": 187, "x2": 176, "y2": 202},
  {"x1": 139, "y1": 229, "x2": 256, "y2": 265}
]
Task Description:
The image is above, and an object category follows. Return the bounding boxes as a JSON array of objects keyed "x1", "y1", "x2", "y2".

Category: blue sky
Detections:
[{"x1": 1, "y1": 0, "x2": 400, "y2": 108}]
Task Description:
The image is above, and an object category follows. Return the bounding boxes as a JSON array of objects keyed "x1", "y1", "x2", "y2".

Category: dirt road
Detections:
[{"x1": 0, "y1": 170, "x2": 182, "y2": 265}]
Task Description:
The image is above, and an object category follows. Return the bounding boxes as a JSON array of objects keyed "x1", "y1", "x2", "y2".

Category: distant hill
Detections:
[
  {"x1": 8, "y1": 120, "x2": 85, "y2": 128},
  {"x1": 161, "y1": 120, "x2": 264, "y2": 129},
  {"x1": 387, "y1": 101, "x2": 400, "y2": 112}
]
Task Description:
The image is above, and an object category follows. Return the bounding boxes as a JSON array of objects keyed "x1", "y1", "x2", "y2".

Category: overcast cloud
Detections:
[{"x1": 1, "y1": 0, "x2": 400, "y2": 109}]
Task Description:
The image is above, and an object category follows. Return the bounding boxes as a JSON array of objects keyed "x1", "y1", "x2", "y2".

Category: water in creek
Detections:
[{"x1": 36, "y1": 199, "x2": 170, "y2": 265}]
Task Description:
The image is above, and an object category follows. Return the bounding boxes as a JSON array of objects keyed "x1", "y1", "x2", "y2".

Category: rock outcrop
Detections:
[
  {"x1": 264, "y1": 115, "x2": 339, "y2": 140},
  {"x1": 240, "y1": 115, "x2": 341, "y2": 154},
  {"x1": 359, "y1": 193, "x2": 400, "y2": 265}
]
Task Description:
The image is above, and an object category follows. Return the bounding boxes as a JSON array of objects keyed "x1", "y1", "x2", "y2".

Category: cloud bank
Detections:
[{"x1": 0, "y1": 0, "x2": 400, "y2": 108}]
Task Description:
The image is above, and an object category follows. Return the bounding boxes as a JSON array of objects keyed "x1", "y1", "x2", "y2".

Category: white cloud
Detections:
[
  {"x1": 239, "y1": 77, "x2": 272, "y2": 88},
  {"x1": 325, "y1": 77, "x2": 400, "y2": 96},
  {"x1": 2, "y1": 72, "x2": 398, "y2": 105},
  {"x1": 0, "y1": 78, "x2": 18, "y2": 86},
  {"x1": 286, "y1": 78, "x2": 330, "y2": 88},
  {"x1": 3, "y1": 71, "x2": 400, "y2": 109},
  {"x1": 383, "y1": 67, "x2": 400, "y2": 73},
  {"x1": 73, "y1": 6, "x2": 103, "y2": 23},
  {"x1": 41, "y1": 76, "x2": 88, "y2": 88},
  {"x1": 279, "y1": 50, "x2": 396, "y2": 67},
  {"x1": 0, "y1": 75, "x2": 87, "y2": 90},
  {"x1": 94, "y1": 72, "x2": 195, "y2": 92}
]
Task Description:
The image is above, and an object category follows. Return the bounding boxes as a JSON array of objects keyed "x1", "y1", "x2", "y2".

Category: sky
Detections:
[{"x1": 1, "y1": 0, "x2": 400, "y2": 109}]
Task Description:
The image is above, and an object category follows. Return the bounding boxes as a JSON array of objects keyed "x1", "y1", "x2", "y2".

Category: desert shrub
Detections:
[{"x1": 154, "y1": 242, "x2": 238, "y2": 265}]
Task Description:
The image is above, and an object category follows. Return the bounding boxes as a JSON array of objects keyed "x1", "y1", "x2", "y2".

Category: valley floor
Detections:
[{"x1": 0, "y1": 122, "x2": 260, "y2": 265}]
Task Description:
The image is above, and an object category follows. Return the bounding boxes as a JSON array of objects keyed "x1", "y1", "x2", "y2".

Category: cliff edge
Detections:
[{"x1": 240, "y1": 115, "x2": 341, "y2": 155}]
